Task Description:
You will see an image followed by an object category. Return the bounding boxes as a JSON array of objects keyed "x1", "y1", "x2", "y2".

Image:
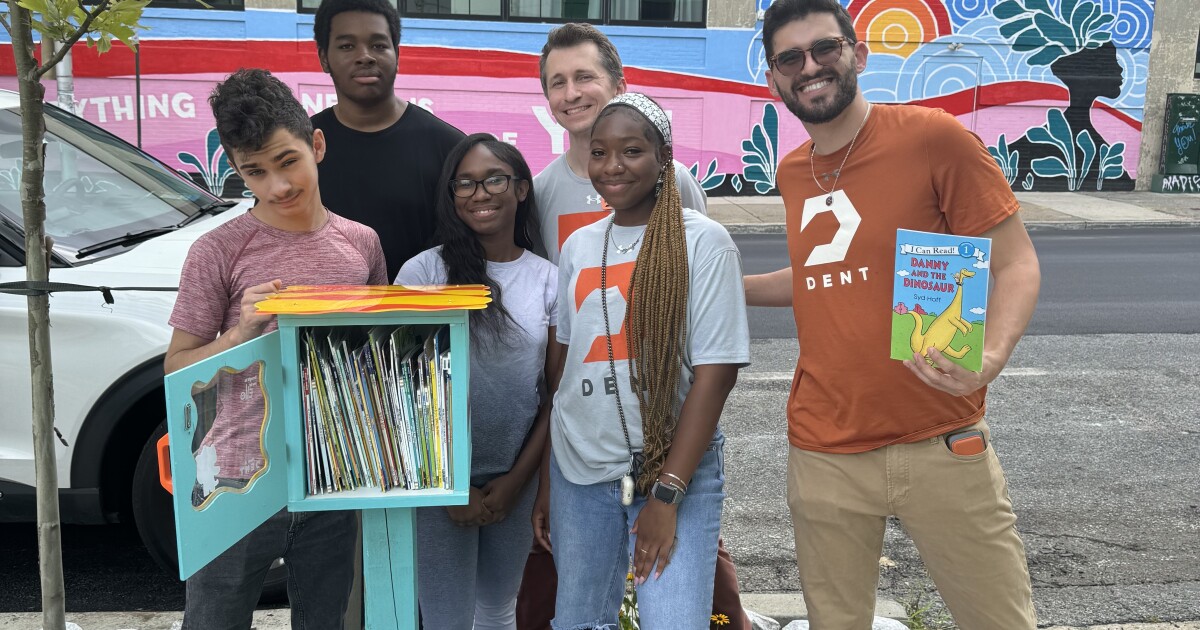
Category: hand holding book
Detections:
[{"x1": 902, "y1": 346, "x2": 994, "y2": 396}]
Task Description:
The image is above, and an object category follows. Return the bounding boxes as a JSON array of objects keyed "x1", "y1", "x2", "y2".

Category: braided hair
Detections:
[{"x1": 594, "y1": 95, "x2": 689, "y2": 494}]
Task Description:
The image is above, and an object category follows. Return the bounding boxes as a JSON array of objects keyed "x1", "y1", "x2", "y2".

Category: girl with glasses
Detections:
[
  {"x1": 395, "y1": 132, "x2": 561, "y2": 629},
  {"x1": 536, "y1": 93, "x2": 750, "y2": 628}
]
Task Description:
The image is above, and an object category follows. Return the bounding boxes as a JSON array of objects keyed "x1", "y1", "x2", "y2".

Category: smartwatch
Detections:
[{"x1": 650, "y1": 480, "x2": 685, "y2": 505}]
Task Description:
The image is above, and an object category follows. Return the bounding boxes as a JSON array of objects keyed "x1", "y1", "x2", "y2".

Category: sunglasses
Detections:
[
  {"x1": 769, "y1": 36, "x2": 850, "y2": 78},
  {"x1": 449, "y1": 174, "x2": 521, "y2": 198}
]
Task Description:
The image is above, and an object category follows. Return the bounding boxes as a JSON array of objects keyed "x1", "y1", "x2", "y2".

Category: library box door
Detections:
[{"x1": 164, "y1": 330, "x2": 287, "y2": 580}]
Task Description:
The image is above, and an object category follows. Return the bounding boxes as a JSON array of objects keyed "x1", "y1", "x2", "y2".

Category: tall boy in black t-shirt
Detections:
[{"x1": 311, "y1": 0, "x2": 464, "y2": 280}]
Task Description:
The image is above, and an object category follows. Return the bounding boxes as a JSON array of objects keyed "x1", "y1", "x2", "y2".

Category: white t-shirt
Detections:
[
  {"x1": 551, "y1": 209, "x2": 751, "y2": 485},
  {"x1": 395, "y1": 247, "x2": 558, "y2": 477},
  {"x1": 531, "y1": 155, "x2": 708, "y2": 264}
]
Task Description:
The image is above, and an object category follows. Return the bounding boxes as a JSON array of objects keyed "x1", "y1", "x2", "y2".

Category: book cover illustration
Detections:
[{"x1": 891, "y1": 229, "x2": 992, "y2": 372}]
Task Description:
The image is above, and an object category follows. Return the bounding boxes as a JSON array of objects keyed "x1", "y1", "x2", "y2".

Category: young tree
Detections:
[{"x1": 0, "y1": 2, "x2": 146, "y2": 628}]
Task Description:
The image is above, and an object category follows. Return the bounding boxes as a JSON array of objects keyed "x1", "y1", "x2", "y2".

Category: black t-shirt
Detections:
[{"x1": 312, "y1": 104, "x2": 464, "y2": 280}]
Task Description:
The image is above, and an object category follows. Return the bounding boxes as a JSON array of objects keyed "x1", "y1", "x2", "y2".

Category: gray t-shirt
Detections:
[
  {"x1": 395, "y1": 247, "x2": 558, "y2": 477},
  {"x1": 531, "y1": 155, "x2": 707, "y2": 264},
  {"x1": 551, "y1": 209, "x2": 751, "y2": 485}
]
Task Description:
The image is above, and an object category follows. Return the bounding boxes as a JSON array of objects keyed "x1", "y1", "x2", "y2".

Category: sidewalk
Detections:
[{"x1": 708, "y1": 190, "x2": 1200, "y2": 232}]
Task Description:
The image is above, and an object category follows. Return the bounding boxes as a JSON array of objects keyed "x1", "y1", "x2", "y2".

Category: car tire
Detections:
[{"x1": 131, "y1": 419, "x2": 289, "y2": 605}]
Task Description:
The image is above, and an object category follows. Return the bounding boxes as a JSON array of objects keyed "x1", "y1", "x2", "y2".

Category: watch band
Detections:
[{"x1": 650, "y1": 480, "x2": 685, "y2": 505}]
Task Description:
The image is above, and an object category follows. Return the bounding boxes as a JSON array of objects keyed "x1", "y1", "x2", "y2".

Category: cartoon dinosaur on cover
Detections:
[{"x1": 910, "y1": 268, "x2": 976, "y2": 360}]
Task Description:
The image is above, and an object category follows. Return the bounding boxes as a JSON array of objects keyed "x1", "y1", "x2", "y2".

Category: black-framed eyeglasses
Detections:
[
  {"x1": 770, "y1": 37, "x2": 850, "y2": 78},
  {"x1": 448, "y1": 174, "x2": 521, "y2": 198}
]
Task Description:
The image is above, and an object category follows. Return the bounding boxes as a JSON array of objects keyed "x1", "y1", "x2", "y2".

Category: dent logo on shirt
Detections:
[
  {"x1": 557, "y1": 197, "x2": 613, "y2": 252},
  {"x1": 798, "y1": 190, "x2": 869, "y2": 290},
  {"x1": 574, "y1": 260, "x2": 636, "y2": 363}
]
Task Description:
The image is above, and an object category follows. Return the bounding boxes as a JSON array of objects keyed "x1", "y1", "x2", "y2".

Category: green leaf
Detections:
[
  {"x1": 17, "y1": 0, "x2": 52, "y2": 17},
  {"x1": 1070, "y1": 1, "x2": 1096, "y2": 40},
  {"x1": 1031, "y1": 156, "x2": 1070, "y2": 178},
  {"x1": 1060, "y1": 0, "x2": 1079, "y2": 25},
  {"x1": 1027, "y1": 43, "x2": 1067, "y2": 66},
  {"x1": 998, "y1": 17, "x2": 1029, "y2": 38},
  {"x1": 1033, "y1": 11, "x2": 1076, "y2": 50},
  {"x1": 992, "y1": 0, "x2": 1025, "y2": 20},
  {"x1": 1025, "y1": 0, "x2": 1054, "y2": 16}
]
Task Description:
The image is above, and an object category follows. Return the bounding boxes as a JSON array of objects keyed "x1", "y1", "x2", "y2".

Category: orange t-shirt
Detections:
[{"x1": 778, "y1": 104, "x2": 1019, "y2": 453}]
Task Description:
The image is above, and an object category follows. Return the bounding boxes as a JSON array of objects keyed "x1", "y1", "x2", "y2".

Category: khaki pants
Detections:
[{"x1": 787, "y1": 421, "x2": 1036, "y2": 630}]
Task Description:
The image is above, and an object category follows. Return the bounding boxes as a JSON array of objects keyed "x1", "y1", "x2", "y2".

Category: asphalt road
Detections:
[
  {"x1": 739, "y1": 227, "x2": 1200, "y2": 339},
  {"x1": 1, "y1": 227, "x2": 1197, "y2": 625},
  {"x1": 728, "y1": 227, "x2": 1200, "y2": 626},
  {"x1": 722, "y1": 335, "x2": 1200, "y2": 627}
]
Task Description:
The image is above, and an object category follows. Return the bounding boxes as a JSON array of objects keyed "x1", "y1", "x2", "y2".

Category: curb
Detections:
[{"x1": 723, "y1": 220, "x2": 1200, "y2": 234}]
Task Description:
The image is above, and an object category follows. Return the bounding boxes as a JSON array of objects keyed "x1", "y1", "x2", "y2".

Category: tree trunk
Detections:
[{"x1": 10, "y1": 6, "x2": 67, "y2": 630}]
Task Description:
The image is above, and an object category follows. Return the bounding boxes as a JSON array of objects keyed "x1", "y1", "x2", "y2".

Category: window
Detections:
[{"x1": 298, "y1": 0, "x2": 705, "y2": 26}]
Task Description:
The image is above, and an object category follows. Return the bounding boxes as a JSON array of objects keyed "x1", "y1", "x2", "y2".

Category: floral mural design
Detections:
[
  {"x1": 741, "y1": 102, "x2": 779, "y2": 195},
  {"x1": 988, "y1": 0, "x2": 1133, "y2": 190},
  {"x1": 177, "y1": 128, "x2": 237, "y2": 198},
  {"x1": 688, "y1": 159, "x2": 727, "y2": 191}
]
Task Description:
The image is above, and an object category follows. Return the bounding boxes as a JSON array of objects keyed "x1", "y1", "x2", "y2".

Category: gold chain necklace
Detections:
[{"x1": 810, "y1": 102, "x2": 873, "y2": 207}]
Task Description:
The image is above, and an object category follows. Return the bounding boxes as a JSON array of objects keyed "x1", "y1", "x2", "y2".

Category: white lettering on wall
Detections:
[{"x1": 533, "y1": 106, "x2": 566, "y2": 155}]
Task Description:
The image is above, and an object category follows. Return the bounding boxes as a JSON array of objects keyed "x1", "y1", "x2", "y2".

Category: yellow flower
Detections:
[
  {"x1": 711, "y1": 613, "x2": 730, "y2": 625},
  {"x1": 627, "y1": 572, "x2": 634, "y2": 581}
]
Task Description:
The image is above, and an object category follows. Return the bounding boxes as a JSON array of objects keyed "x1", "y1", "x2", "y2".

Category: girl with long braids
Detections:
[
  {"x1": 534, "y1": 93, "x2": 750, "y2": 627},
  {"x1": 394, "y1": 133, "x2": 561, "y2": 629}
]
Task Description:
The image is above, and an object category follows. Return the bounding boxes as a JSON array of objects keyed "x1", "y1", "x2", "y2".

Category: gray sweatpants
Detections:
[{"x1": 416, "y1": 475, "x2": 538, "y2": 630}]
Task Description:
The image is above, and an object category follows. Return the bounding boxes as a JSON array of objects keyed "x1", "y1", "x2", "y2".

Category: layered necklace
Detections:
[{"x1": 810, "y1": 102, "x2": 873, "y2": 206}]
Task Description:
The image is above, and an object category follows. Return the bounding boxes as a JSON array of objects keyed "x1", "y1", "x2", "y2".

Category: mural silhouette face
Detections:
[{"x1": 1052, "y1": 41, "x2": 1123, "y2": 104}]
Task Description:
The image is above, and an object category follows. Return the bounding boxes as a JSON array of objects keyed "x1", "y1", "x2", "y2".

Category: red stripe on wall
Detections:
[
  {"x1": 0, "y1": 40, "x2": 774, "y2": 97},
  {"x1": 0, "y1": 41, "x2": 1142, "y2": 130}
]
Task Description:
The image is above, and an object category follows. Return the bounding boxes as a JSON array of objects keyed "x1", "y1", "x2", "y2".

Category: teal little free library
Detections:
[{"x1": 159, "y1": 285, "x2": 491, "y2": 628}]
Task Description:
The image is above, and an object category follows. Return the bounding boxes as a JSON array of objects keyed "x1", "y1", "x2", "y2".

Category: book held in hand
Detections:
[{"x1": 890, "y1": 229, "x2": 992, "y2": 372}]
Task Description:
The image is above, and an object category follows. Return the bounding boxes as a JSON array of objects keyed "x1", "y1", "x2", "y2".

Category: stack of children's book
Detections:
[{"x1": 299, "y1": 325, "x2": 453, "y2": 496}]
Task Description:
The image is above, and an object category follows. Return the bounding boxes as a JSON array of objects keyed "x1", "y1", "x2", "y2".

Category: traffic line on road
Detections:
[
  {"x1": 739, "y1": 367, "x2": 1049, "y2": 383},
  {"x1": 998, "y1": 367, "x2": 1049, "y2": 376},
  {"x1": 740, "y1": 372, "x2": 794, "y2": 382}
]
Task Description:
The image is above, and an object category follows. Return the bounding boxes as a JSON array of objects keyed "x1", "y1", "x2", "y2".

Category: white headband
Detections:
[{"x1": 605, "y1": 92, "x2": 672, "y2": 147}]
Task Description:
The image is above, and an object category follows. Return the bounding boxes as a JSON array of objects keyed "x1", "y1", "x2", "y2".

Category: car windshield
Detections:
[{"x1": 0, "y1": 105, "x2": 220, "y2": 258}]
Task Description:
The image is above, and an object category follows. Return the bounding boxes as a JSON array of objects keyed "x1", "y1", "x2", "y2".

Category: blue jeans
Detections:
[
  {"x1": 549, "y1": 438, "x2": 725, "y2": 630},
  {"x1": 182, "y1": 508, "x2": 357, "y2": 630}
]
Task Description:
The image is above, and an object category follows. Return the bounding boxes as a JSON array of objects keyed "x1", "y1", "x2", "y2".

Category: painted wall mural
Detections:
[{"x1": 0, "y1": 0, "x2": 1154, "y2": 195}]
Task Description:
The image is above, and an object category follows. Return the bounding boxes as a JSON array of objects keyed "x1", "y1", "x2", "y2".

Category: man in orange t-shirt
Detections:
[{"x1": 744, "y1": 0, "x2": 1042, "y2": 628}]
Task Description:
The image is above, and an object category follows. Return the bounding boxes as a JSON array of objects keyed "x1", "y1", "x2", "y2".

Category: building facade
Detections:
[{"x1": 0, "y1": 0, "x2": 1157, "y2": 196}]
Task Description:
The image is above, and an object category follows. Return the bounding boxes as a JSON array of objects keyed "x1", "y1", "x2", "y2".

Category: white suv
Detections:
[{"x1": 0, "y1": 91, "x2": 250, "y2": 582}]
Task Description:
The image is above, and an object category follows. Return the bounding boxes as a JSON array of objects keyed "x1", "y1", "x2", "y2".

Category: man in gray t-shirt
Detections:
[{"x1": 530, "y1": 22, "x2": 706, "y2": 265}]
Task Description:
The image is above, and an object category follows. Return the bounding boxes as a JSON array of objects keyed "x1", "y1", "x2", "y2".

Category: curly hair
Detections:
[
  {"x1": 208, "y1": 68, "x2": 313, "y2": 165},
  {"x1": 313, "y1": 0, "x2": 401, "y2": 55},
  {"x1": 433, "y1": 133, "x2": 537, "y2": 346}
]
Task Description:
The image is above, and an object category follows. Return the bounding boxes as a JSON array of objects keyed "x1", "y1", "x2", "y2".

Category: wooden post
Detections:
[{"x1": 362, "y1": 508, "x2": 420, "y2": 629}]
